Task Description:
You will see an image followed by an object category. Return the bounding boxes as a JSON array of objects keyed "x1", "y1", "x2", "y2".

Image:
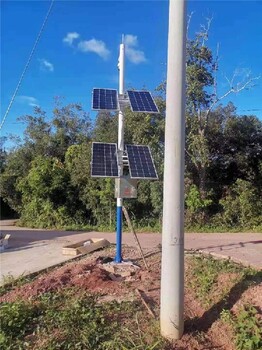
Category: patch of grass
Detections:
[
  {"x1": 187, "y1": 255, "x2": 250, "y2": 305},
  {"x1": 185, "y1": 225, "x2": 262, "y2": 233},
  {"x1": 60, "y1": 221, "x2": 262, "y2": 233},
  {"x1": 221, "y1": 305, "x2": 262, "y2": 350},
  {"x1": 1, "y1": 273, "x2": 22, "y2": 287},
  {"x1": 16, "y1": 211, "x2": 262, "y2": 233},
  {"x1": 63, "y1": 223, "x2": 162, "y2": 233},
  {"x1": 0, "y1": 289, "x2": 167, "y2": 350},
  {"x1": 0, "y1": 273, "x2": 35, "y2": 297},
  {"x1": 0, "y1": 301, "x2": 40, "y2": 349}
]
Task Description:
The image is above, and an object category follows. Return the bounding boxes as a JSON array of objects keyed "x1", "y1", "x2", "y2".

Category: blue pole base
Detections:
[{"x1": 115, "y1": 205, "x2": 122, "y2": 263}]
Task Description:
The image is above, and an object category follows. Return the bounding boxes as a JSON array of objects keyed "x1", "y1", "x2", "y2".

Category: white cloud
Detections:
[
  {"x1": 77, "y1": 38, "x2": 110, "y2": 60},
  {"x1": 124, "y1": 34, "x2": 147, "y2": 64},
  {"x1": 17, "y1": 96, "x2": 39, "y2": 107},
  {"x1": 39, "y1": 59, "x2": 54, "y2": 72},
  {"x1": 63, "y1": 32, "x2": 80, "y2": 46},
  {"x1": 125, "y1": 34, "x2": 138, "y2": 47},
  {"x1": 125, "y1": 47, "x2": 146, "y2": 64}
]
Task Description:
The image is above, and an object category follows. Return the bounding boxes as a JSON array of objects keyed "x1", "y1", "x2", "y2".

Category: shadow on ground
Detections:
[
  {"x1": 0, "y1": 227, "x2": 93, "y2": 253},
  {"x1": 185, "y1": 270, "x2": 262, "y2": 333}
]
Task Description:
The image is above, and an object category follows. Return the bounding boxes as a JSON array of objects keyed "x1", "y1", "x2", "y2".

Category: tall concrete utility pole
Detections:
[
  {"x1": 160, "y1": 0, "x2": 187, "y2": 340},
  {"x1": 115, "y1": 36, "x2": 125, "y2": 263}
]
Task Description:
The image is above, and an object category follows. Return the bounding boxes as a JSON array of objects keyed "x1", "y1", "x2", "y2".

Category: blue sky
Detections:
[{"x1": 1, "y1": 0, "x2": 262, "y2": 143}]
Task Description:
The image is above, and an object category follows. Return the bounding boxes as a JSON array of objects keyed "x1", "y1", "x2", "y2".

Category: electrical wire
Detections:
[
  {"x1": 0, "y1": 0, "x2": 55, "y2": 131},
  {"x1": 239, "y1": 109, "x2": 262, "y2": 112}
]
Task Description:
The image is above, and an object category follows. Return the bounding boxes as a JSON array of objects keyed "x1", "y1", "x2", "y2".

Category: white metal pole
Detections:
[
  {"x1": 115, "y1": 37, "x2": 125, "y2": 263},
  {"x1": 118, "y1": 38, "x2": 125, "y2": 149},
  {"x1": 160, "y1": 0, "x2": 187, "y2": 340}
]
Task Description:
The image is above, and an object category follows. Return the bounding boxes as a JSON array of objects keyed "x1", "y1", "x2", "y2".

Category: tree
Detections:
[
  {"x1": 0, "y1": 102, "x2": 92, "y2": 219},
  {"x1": 18, "y1": 107, "x2": 51, "y2": 158},
  {"x1": 17, "y1": 156, "x2": 87, "y2": 228},
  {"x1": 123, "y1": 100, "x2": 165, "y2": 224},
  {"x1": 222, "y1": 115, "x2": 262, "y2": 185},
  {"x1": 0, "y1": 137, "x2": 7, "y2": 174},
  {"x1": 92, "y1": 111, "x2": 118, "y2": 143},
  {"x1": 65, "y1": 143, "x2": 115, "y2": 227},
  {"x1": 220, "y1": 179, "x2": 262, "y2": 228},
  {"x1": 51, "y1": 102, "x2": 91, "y2": 159},
  {"x1": 0, "y1": 146, "x2": 32, "y2": 212},
  {"x1": 159, "y1": 19, "x2": 259, "y2": 204},
  {"x1": 186, "y1": 27, "x2": 259, "y2": 199}
]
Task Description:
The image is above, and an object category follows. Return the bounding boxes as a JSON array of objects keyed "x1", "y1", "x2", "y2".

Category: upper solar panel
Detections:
[
  {"x1": 126, "y1": 144, "x2": 158, "y2": 180},
  {"x1": 91, "y1": 142, "x2": 119, "y2": 178},
  {"x1": 127, "y1": 90, "x2": 159, "y2": 114},
  {"x1": 92, "y1": 88, "x2": 119, "y2": 111}
]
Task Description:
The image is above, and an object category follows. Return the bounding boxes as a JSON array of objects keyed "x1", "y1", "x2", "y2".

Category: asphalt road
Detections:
[{"x1": 0, "y1": 220, "x2": 261, "y2": 284}]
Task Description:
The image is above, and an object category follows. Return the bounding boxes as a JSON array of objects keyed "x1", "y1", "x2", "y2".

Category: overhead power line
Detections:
[
  {"x1": 239, "y1": 109, "x2": 262, "y2": 112},
  {"x1": 0, "y1": 0, "x2": 55, "y2": 131}
]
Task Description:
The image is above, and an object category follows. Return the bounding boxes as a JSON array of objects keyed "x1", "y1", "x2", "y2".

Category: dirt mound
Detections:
[{"x1": 0, "y1": 260, "x2": 129, "y2": 303}]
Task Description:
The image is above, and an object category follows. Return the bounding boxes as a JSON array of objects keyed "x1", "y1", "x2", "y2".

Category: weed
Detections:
[
  {"x1": 0, "y1": 290, "x2": 166, "y2": 350},
  {"x1": 1, "y1": 273, "x2": 18, "y2": 286},
  {"x1": 235, "y1": 305, "x2": 262, "y2": 350},
  {"x1": 185, "y1": 225, "x2": 262, "y2": 233},
  {"x1": 187, "y1": 255, "x2": 244, "y2": 305},
  {"x1": 0, "y1": 273, "x2": 34, "y2": 297},
  {"x1": 221, "y1": 305, "x2": 262, "y2": 350},
  {"x1": 0, "y1": 301, "x2": 40, "y2": 349},
  {"x1": 107, "y1": 313, "x2": 165, "y2": 350},
  {"x1": 220, "y1": 309, "x2": 233, "y2": 324}
]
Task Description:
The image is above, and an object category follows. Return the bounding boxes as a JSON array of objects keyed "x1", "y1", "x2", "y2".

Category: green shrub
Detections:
[
  {"x1": 16, "y1": 156, "x2": 88, "y2": 228},
  {"x1": 220, "y1": 179, "x2": 262, "y2": 228},
  {"x1": 185, "y1": 184, "x2": 212, "y2": 225}
]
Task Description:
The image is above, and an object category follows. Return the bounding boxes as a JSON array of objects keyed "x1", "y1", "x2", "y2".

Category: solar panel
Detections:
[
  {"x1": 127, "y1": 90, "x2": 159, "y2": 113},
  {"x1": 126, "y1": 144, "x2": 158, "y2": 179},
  {"x1": 92, "y1": 88, "x2": 119, "y2": 111},
  {"x1": 91, "y1": 142, "x2": 119, "y2": 177}
]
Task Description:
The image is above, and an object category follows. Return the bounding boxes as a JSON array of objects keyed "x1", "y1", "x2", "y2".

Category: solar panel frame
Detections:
[
  {"x1": 92, "y1": 88, "x2": 119, "y2": 111},
  {"x1": 91, "y1": 142, "x2": 119, "y2": 178},
  {"x1": 127, "y1": 90, "x2": 159, "y2": 114},
  {"x1": 126, "y1": 144, "x2": 158, "y2": 180}
]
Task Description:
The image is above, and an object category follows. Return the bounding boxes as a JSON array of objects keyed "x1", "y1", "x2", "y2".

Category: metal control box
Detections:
[{"x1": 115, "y1": 176, "x2": 137, "y2": 198}]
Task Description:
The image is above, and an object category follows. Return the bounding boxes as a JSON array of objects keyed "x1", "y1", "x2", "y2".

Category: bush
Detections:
[
  {"x1": 185, "y1": 184, "x2": 212, "y2": 225},
  {"x1": 18, "y1": 198, "x2": 73, "y2": 228},
  {"x1": 220, "y1": 179, "x2": 262, "y2": 228},
  {"x1": 17, "y1": 156, "x2": 88, "y2": 228}
]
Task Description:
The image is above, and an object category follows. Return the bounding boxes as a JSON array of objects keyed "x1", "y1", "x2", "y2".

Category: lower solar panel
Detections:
[
  {"x1": 126, "y1": 144, "x2": 158, "y2": 179},
  {"x1": 91, "y1": 142, "x2": 119, "y2": 177}
]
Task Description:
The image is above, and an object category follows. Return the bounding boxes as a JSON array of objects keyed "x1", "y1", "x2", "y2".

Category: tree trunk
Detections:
[
  {"x1": 199, "y1": 165, "x2": 207, "y2": 199},
  {"x1": 109, "y1": 201, "x2": 112, "y2": 228}
]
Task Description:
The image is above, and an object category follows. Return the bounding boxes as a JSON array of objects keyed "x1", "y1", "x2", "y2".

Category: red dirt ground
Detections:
[{"x1": 1, "y1": 246, "x2": 261, "y2": 350}]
